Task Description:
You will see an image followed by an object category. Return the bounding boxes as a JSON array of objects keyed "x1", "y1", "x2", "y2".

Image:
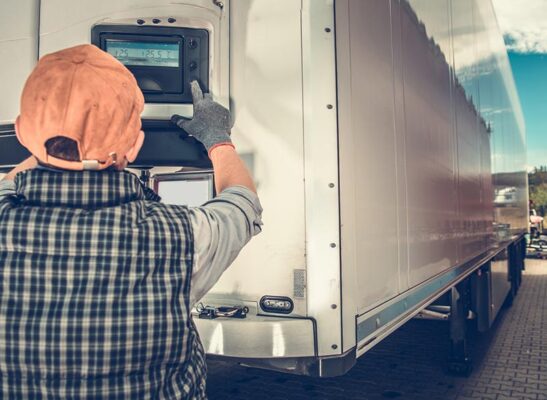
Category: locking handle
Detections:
[{"x1": 196, "y1": 303, "x2": 249, "y2": 319}]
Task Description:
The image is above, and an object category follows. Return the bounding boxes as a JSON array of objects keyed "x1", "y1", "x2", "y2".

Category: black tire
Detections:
[
  {"x1": 447, "y1": 359, "x2": 473, "y2": 377},
  {"x1": 503, "y1": 290, "x2": 514, "y2": 308}
]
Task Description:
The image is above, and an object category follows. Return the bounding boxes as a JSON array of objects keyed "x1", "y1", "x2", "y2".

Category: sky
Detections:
[{"x1": 493, "y1": 0, "x2": 547, "y2": 169}]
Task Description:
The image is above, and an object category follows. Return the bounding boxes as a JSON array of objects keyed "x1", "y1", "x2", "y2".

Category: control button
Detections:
[
  {"x1": 136, "y1": 19, "x2": 145, "y2": 25},
  {"x1": 168, "y1": 17, "x2": 176, "y2": 23},
  {"x1": 189, "y1": 61, "x2": 198, "y2": 71},
  {"x1": 188, "y1": 39, "x2": 198, "y2": 49},
  {"x1": 152, "y1": 18, "x2": 161, "y2": 24}
]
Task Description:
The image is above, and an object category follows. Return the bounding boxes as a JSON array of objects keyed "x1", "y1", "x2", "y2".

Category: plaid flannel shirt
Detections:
[{"x1": 0, "y1": 169, "x2": 207, "y2": 399}]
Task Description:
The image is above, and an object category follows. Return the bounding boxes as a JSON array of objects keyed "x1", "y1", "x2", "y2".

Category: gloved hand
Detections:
[{"x1": 171, "y1": 81, "x2": 234, "y2": 152}]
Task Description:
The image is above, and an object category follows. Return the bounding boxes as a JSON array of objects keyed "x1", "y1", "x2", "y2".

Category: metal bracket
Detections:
[
  {"x1": 415, "y1": 308, "x2": 450, "y2": 321},
  {"x1": 196, "y1": 303, "x2": 249, "y2": 319}
]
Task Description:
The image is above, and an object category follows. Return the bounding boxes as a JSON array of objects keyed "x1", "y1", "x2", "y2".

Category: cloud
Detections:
[{"x1": 492, "y1": 0, "x2": 547, "y2": 53}]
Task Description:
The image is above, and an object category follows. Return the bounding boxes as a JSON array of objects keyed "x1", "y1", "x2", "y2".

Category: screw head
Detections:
[
  {"x1": 331, "y1": 304, "x2": 337, "y2": 309},
  {"x1": 331, "y1": 344, "x2": 338, "y2": 350},
  {"x1": 325, "y1": 27, "x2": 332, "y2": 33},
  {"x1": 329, "y1": 183, "x2": 335, "y2": 188},
  {"x1": 327, "y1": 104, "x2": 334, "y2": 109},
  {"x1": 330, "y1": 243, "x2": 337, "y2": 248}
]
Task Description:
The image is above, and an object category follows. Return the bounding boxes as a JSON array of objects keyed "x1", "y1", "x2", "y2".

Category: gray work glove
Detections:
[{"x1": 171, "y1": 81, "x2": 233, "y2": 152}]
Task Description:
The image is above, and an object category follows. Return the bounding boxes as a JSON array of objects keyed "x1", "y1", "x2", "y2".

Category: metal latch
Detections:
[{"x1": 196, "y1": 303, "x2": 249, "y2": 319}]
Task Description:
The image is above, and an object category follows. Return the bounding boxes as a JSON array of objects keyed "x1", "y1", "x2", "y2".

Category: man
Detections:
[{"x1": 0, "y1": 44, "x2": 262, "y2": 399}]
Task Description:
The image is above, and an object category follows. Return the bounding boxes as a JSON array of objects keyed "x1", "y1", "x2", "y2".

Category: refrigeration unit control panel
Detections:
[
  {"x1": 91, "y1": 23, "x2": 209, "y2": 104},
  {"x1": 89, "y1": 21, "x2": 214, "y2": 168}
]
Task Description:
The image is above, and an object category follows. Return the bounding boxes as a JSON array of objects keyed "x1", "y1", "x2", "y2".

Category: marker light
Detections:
[{"x1": 260, "y1": 296, "x2": 294, "y2": 314}]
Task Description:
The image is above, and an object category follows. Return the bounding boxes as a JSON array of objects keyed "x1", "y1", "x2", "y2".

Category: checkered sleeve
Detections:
[
  {"x1": 187, "y1": 186, "x2": 263, "y2": 306},
  {"x1": 0, "y1": 180, "x2": 15, "y2": 202}
]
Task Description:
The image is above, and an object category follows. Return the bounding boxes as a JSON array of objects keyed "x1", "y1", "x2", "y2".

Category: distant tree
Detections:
[
  {"x1": 529, "y1": 166, "x2": 547, "y2": 186},
  {"x1": 529, "y1": 166, "x2": 547, "y2": 216},
  {"x1": 530, "y1": 184, "x2": 547, "y2": 216}
]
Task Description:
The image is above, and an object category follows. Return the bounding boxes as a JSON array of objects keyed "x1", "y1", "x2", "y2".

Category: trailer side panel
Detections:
[{"x1": 336, "y1": 0, "x2": 527, "y2": 319}]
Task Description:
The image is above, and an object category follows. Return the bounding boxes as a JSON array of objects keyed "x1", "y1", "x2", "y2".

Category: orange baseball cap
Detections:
[{"x1": 15, "y1": 44, "x2": 145, "y2": 170}]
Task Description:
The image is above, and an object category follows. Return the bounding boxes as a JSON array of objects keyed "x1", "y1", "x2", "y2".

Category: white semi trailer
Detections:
[{"x1": 0, "y1": 0, "x2": 528, "y2": 377}]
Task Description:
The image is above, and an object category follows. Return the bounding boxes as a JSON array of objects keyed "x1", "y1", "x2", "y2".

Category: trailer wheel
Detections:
[
  {"x1": 506, "y1": 238, "x2": 526, "y2": 309},
  {"x1": 503, "y1": 289, "x2": 514, "y2": 309},
  {"x1": 447, "y1": 359, "x2": 473, "y2": 376},
  {"x1": 447, "y1": 282, "x2": 473, "y2": 377}
]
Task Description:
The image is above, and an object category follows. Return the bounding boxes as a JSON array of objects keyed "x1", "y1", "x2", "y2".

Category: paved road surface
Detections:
[{"x1": 206, "y1": 259, "x2": 547, "y2": 400}]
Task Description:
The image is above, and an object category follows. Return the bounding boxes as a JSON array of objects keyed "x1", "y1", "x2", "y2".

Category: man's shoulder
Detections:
[
  {"x1": 145, "y1": 200, "x2": 189, "y2": 213},
  {"x1": 139, "y1": 200, "x2": 193, "y2": 225},
  {"x1": 0, "y1": 180, "x2": 16, "y2": 199},
  {"x1": 0, "y1": 180, "x2": 17, "y2": 213}
]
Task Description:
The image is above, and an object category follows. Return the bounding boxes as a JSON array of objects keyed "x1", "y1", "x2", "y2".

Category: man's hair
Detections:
[{"x1": 45, "y1": 136, "x2": 81, "y2": 162}]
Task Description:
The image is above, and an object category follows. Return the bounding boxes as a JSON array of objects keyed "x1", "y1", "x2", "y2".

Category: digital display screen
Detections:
[
  {"x1": 155, "y1": 176, "x2": 213, "y2": 207},
  {"x1": 105, "y1": 40, "x2": 180, "y2": 67}
]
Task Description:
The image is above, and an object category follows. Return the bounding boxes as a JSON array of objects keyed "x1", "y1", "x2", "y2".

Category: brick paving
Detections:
[{"x1": 205, "y1": 259, "x2": 547, "y2": 400}]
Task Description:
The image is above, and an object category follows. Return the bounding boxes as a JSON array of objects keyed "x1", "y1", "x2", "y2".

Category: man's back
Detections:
[
  {"x1": 0, "y1": 169, "x2": 206, "y2": 399},
  {"x1": 0, "y1": 45, "x2": 261, "y2": 399}
]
